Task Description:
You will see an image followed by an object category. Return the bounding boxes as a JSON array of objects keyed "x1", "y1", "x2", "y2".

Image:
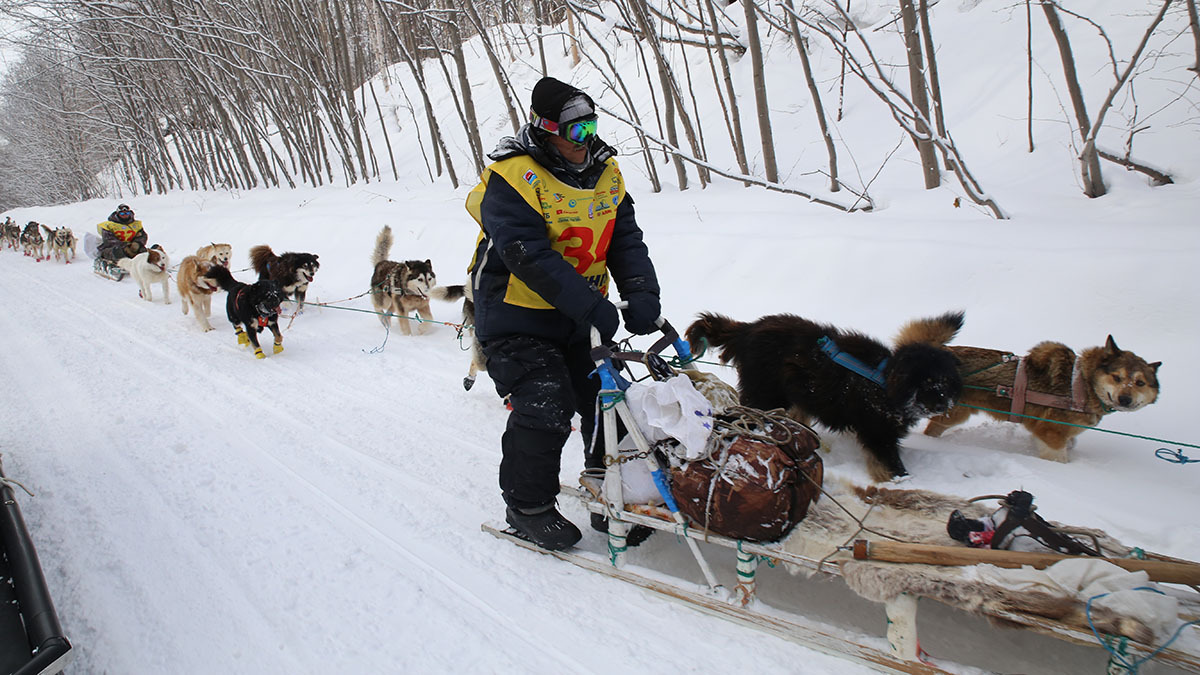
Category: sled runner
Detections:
[
  {"x1": 0, "y1": 457, "x2": 72, "y2": 675},
  {"x1": 486, "y1": 317, "x2": 1200, "y2": 674}
]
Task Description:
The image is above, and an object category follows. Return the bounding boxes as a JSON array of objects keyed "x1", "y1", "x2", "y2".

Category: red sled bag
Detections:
[{"x1": 670, "y1": 407, "x2": 823, "y2": 542}]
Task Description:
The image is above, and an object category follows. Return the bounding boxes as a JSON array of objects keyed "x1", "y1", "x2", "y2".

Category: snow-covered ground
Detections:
[{"x1": 2, "y1": 1, "x2": 1199, "y2": 673}]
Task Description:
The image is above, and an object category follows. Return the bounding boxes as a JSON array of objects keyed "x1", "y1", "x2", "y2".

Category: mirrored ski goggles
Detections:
[
  {"x1": 562, "y1": 117, "x2": 597, "y2": 145},
  {"x1": 532, "y1": 112, "x2": 598, "y2": 146}
]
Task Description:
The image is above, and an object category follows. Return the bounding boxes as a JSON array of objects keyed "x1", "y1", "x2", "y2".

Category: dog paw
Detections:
[
  {"x1": 463, "y1": 376, "x2": 476, "y2": 391},
  {"x1": 254, "y1": 348, "x2": 266, "y2": 359},
  {"x1": 273, "y1": 343, "x2": 284, "y2": 354}
]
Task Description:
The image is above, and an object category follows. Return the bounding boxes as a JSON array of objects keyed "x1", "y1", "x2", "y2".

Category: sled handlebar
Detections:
[{"x1": 590, "y1": 301, "x2": 694, "y2": 377}]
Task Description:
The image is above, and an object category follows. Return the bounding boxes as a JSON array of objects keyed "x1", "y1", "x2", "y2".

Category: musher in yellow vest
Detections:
[
  {"x1": 95, "y1": 203, "x2": 147, "y2": 262},
  {"x1": 465, "y1": 77, "x2": 662, "y2": 551}
]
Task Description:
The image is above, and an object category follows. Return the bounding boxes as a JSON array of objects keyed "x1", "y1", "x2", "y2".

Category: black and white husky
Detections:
[
  {"x1": 370, "y1": 225, "x2": 439, "y2": 336},
  {"x1": 248, "y1": 244, "x2": 320, "y2": 309}
]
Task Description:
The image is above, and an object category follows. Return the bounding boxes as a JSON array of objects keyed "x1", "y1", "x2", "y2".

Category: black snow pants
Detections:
[{"x1": 483, "y1": 334, "x2": 616, "y2": 511}]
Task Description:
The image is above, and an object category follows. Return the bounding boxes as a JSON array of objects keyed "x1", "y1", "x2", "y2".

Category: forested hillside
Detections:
[{"x1": 0, "y1": 0, "x2": 1193, "y2": 215}]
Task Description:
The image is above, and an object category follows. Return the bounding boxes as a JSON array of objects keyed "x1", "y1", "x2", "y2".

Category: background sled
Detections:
[
  {"x1": 0, "y1": 457, "x2": 72, "y2": 675},
  {"x1": 522, "y1": 318, "x2": 1200, "y2": 674},
  {"x1": 84, "y1": 233, "x2": 127, "y2": 281}
]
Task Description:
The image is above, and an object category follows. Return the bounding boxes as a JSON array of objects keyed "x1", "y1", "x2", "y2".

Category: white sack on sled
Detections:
[
  {"x1": 613, "y1": 436, "x2": 665, "y2": 505},
  {"x1": 624, "y1": 374, "x2": 713, "y2": 460},
  {"x1": 973, "y1": 558, "x2": 1179, "y2": 640}
]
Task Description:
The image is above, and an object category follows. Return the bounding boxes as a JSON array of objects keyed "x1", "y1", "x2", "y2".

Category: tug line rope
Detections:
[{"x1": 959, "y1": 403, "x2": 1199, "y2": 464}]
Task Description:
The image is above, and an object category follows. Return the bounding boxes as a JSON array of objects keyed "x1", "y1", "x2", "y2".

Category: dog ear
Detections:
[
  {"x1": 1105, "y1": 335, "x2": 1120, "y2": 354},
  {"x1": 1149, "y1": 361, "x2": 1161, "y2": 373}
]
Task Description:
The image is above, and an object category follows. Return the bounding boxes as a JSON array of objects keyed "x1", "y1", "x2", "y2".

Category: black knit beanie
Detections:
[{"x1": 530, "y1": 77, "x2": 595, "y2": 125}]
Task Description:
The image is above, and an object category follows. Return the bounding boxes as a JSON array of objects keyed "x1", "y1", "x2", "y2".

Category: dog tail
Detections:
[
  {"x1": 685, "y1": 313, "x2": 745, "y2": 363},
  {"x1": 372, "y1": 225, "x2": 393, "y2": 268},
  {"x1": 248, "y1": 245, "x2": 275, "y2": 277},
  {"x1": 429, "y1": 284, "x2": 465, "y2": 302},
  {"x1": 203, "y1": 263, "x2": 237, "y2": 291},
  {"x1": 894, "y1": 311, "x2": 964, "y2": 347}
]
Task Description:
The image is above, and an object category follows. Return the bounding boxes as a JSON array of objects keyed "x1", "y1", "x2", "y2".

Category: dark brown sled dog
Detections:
[{"x1": 687, "y1": 311, "x2": 964, "y2": 482}]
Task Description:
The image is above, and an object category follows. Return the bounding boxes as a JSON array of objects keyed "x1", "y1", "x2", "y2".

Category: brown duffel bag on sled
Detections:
[{"x1": 670, "y1": 406, "x2": 823, "y2": 542}]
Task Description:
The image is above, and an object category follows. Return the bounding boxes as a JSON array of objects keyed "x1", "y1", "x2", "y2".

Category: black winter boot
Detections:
[
  {"x1": 590, "y1": 513, "x2": 654, "y2": 547},
  {"x1": 506, "y1": 504, "x2": 581, "y2": 551}
]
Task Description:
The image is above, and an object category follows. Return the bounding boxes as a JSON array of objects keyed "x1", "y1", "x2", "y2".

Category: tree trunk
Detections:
[
  {"x1": 742, "y1": 0, "x2": 778, "y2": 183},
  {"x1": 701, "y1": 0, "x2": 749, "y2": 180},
  {"x1": 1040, "y1": 0, "x2": 1106, "y2": 197},
  {"x1": 449, "y1": 19, "x2": 486, "y2": 176},
  {"x1": 1188, "y1": 0, "x2": 1200, "y2": 74},
  {"x1": 625, "y1": 0, "x2": 691, "y2": 189},
  {"x1": 784, "y1": 1, "x2": 840, "y2": 192},
  {"x1": 458, "y1": 0, "x2": 522, "y2": 135},
  {"x1": 1026, "y1": 0, "x2": 1035, "y2": 152},
  {"x1": 917, "y1": 0, "x2": 954, "y2": 171},
  {"x1": 898, "y1": 0, "x2": 940, "y2": 188}
]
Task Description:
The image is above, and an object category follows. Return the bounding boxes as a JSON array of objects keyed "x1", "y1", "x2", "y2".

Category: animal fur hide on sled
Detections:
[{"x1": 777, "y1": 482, "x2": 1161, "y2": 643}]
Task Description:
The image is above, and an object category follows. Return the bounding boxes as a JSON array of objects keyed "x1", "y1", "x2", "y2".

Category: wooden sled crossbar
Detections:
[{"x1": 559, "y1": 485, "x2": 1200, "y2": 674}]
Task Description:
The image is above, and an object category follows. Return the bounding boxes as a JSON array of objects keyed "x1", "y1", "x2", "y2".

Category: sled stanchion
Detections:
[
  {"x1": 592, "y1": 324, "x2": 723, "y2": 593},
  {"x1": 600, "y1": 386, "x2": 629, "y2": 567},
  {"x1": 886, "y1": 593, "x2": 921, "y2": 662},
  {"x1": 735, "y1": 545, "x2": 758, "y2": 606}
]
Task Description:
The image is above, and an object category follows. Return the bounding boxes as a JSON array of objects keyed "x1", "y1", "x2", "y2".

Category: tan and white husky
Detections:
[{"x1": 176, "y1": 255, "x2": 221, "y2": 331}]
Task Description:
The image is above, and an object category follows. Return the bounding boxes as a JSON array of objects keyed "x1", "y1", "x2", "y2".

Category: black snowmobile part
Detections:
[{"x1": 0, "y1": 458, "x2": 72, "y2": 675}]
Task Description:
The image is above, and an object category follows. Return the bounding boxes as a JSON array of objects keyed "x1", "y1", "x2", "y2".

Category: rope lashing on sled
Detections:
[
  {"x1": 958, "y1": 403, "x2": 1200, "y2": 464},
  {"x1": 1086, "y1": 587, "x2": 1200, "y2": 673},
  {"x1": 0, "y1": 475, "x2": 34, "y2": 498}
]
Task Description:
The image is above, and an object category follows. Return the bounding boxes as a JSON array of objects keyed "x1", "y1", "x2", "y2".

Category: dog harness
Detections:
[
  {"x1": 994, "y1": 353, "x2": 1090, "y2": 420},
  {"x1": 817, "y1": 336, "x2": 888, "y2": 387},
  {"x1": 233, "y1": 287, "x2": 278, "y2": 327},
  {"x1": 988, "y1": 491, "x2": 1099, "y2": 556}
]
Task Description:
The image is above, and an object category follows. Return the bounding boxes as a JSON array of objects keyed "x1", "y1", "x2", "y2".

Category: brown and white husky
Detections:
[{"x1": 924, "y1": 337, "x2": 1160, "y2": 462}]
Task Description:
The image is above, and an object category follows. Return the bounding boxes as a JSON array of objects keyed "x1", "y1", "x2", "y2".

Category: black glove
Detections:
[
  {"x1": 621, "y1": 292, "x2": 661, "y2": 335},
  {"x1": 587, "y1": 299, "x2": 619, "y2": 343}
]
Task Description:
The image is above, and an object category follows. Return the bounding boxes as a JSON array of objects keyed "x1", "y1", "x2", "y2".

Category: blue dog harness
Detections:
[{"x1": 817, "y1": 336, "x2": 888, "y2": 388}]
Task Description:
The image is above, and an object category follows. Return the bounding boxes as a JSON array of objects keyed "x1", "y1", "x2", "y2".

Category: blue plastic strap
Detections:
[
  {"x1": 651, "y1": 469, "x2": 679, "y2": 512},
  {"x1": 817, "y1": 336, "x2": 887, "y2": 387},
  {"x1": 672, "y1": 337, "x2": 693, "y2": 362}
]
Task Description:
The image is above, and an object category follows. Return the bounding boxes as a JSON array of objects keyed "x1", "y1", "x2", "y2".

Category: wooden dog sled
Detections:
[{"x1": 485, "y1": 320, "x2": 1200, "y2": 674}]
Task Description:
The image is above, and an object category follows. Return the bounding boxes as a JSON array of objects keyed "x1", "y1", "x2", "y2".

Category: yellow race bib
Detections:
[{"x1": 466, "y1": 157, "x2": 626, "y2": 309}]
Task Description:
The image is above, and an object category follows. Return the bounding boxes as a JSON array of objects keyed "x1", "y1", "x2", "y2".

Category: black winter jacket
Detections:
[{"x1": 469, "y1": 126, "x2": 659, "y2": 345}]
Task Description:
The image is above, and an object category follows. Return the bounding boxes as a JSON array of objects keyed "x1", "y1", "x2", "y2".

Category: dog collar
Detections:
[{"x1": 817, "y1": 336, "x2": 888, "y2": 388}]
